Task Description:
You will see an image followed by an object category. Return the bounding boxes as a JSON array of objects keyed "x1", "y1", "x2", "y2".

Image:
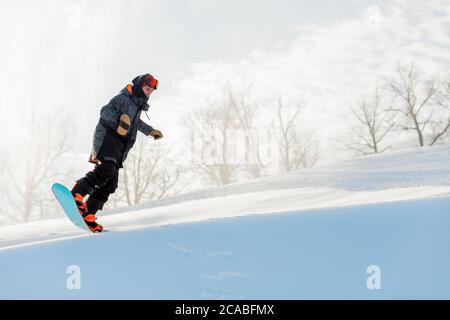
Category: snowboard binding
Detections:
[{"x1": 73, "y1": 193, "x2": 104, "y2": 233}]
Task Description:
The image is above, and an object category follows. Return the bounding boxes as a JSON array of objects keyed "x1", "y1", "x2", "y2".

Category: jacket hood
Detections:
[
  {"x1": 132, "y1": 74, "x2": 149, "y2": 99},
  {"x1": 120, "y1": 74, "x2": 150, "y2": 111}
]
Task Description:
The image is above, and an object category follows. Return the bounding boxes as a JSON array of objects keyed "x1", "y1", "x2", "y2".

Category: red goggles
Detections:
[{"x1": 144, "y1": 77, "x2": 159, "y2": 90}]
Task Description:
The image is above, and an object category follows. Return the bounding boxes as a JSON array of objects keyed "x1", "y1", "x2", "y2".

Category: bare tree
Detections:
[
  {"x1": 429, "y1": 76, "x2": 450, "y2": 145},
  {"x1": 107, "y1": 137, "x2": 180, "y2": 208},
  {"x1": 387, "y1": 63, "x2": 439, "y2": 146},
  {"x1": 0, "y1": 159, "x2": 21, "y2": 224},
  {"x1": 342, "y1": 85, "x2": 395, "y2": 155},
  {"x1": 225, "y1": 82, "x2": 269, "y2": 178},
  {"x1": 274, "y1": 95, "x2": 320, "y2": 173},
  {"x1": 184, "y1": 96, "x2": 241, "y2": 186},
  {"x1": 1, "y1": 111, "x2": 73, "y2": 223}
]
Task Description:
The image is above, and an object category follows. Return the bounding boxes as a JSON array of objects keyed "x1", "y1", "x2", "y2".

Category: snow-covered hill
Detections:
[{"x1": 1, "y1": 146, "x2": 450, "y2": 299}]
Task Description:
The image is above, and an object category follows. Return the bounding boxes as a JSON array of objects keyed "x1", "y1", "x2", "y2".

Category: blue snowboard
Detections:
[{"x1": 52, "y1": 183, "x2": 92, "y2": 232}]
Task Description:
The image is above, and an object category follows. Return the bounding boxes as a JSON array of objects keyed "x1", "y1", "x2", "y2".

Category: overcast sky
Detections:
[{"x1": 0, "y1": 0, "x2": 449, "y2": 163}]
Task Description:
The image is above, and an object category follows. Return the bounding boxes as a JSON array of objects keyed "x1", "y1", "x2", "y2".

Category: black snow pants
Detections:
[{"x1": 71, "y1": 160, "x2": 119, "y2": 215}]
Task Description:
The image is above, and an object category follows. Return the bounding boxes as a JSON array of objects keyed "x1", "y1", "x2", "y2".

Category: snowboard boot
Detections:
[
  {"x1": 73, "y1": 193, "x2": 88, "y2": 216},
  {"x1": 84, "y1": 197, "x2": 104, "y2": 233},
  {"x1": 83, "y1": 214, "x2": 104, "y2": 233},
  {"x1": 72, "y1": 190, "x2": 103, "y2": 233}
]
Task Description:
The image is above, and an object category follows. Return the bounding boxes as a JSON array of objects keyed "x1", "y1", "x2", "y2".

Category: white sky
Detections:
[{"x1": 0, "y1": 0, "x2": 449, "y2": 163}]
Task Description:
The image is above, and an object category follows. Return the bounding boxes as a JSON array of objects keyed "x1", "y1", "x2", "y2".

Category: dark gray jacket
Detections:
[{"x1": 89, "y1": 77, "x2": 154, "y2": 168}]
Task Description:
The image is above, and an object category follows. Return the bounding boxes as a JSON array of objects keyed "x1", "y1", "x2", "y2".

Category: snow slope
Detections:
[{"x1": 1, "y1": 146, "x2": 450, "y2": 299}]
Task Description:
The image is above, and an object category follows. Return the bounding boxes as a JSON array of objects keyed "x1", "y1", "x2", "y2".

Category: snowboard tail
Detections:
[{"x1": 51, "y1": 183, "x2": 92, "y2": 232}]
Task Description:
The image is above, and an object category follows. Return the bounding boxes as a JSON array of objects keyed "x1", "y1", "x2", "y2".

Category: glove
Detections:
[
  {"x1": 117, "y1": 114, "x2": 130, "y2": 136},
  {"x1": 150, "y1": 129, "x2": 163, "y2": 140}
]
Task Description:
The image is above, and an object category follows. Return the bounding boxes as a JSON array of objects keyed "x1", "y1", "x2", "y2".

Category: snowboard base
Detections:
[{"x1": 52, "y1": 183, "x2": 98, "y2": 233}]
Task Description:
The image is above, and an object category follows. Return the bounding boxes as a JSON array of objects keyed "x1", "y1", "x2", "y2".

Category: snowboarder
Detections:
[{"x1": 70, "y1": 74, "x2": 163, "y2": 232}]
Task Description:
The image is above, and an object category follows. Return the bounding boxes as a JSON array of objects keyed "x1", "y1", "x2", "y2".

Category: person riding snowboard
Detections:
[{"x1": 70, "y1": 74, "x2": 163, "y2": 232}]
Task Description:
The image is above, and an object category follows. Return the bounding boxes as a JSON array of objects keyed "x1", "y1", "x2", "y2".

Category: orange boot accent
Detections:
[
  {"x1": 83, "y1": 214, "x2": 97, "y2": 223},
  {"x1": 73, "y1": 193, "x2": 87, "y2": 215}
]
